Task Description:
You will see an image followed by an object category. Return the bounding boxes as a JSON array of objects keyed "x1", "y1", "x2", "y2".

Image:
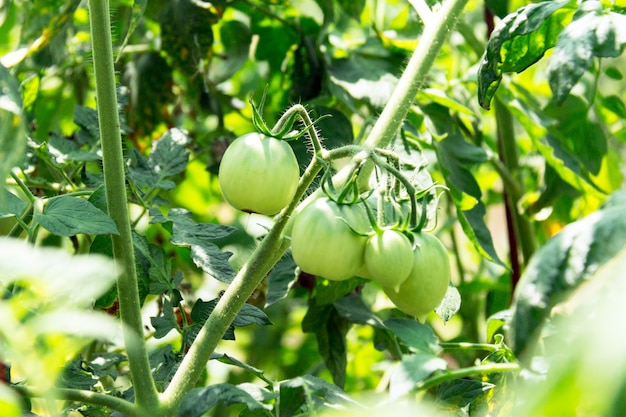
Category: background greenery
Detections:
[{"x1": 1, "y1": 0, "x2": 626, "y2": 416}]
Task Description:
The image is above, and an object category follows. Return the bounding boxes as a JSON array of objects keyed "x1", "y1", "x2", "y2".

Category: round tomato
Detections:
[
  {"x1": 218, "y1": 132, "x2": 300, "y2": 216},
  {"x1": 365, "y1": 229, "x2": 414, "y2": 290},
  {"x1": 291, "y1": 198, "x2": 369, "y2": 281},
  {"x1": 383, "y1": 232, "x2": 450, "y2": 319}
]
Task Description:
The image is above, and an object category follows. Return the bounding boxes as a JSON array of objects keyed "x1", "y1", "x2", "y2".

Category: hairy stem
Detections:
[
  {"x1": 13, "y1": 386, "x2": 139, "y2": 417},
  {"x1": 87, "y1": 0, "x2": 159, "y2": 410}
]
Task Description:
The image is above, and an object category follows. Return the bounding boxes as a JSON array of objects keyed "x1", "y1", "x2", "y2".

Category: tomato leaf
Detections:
[
  {"x1": 149, "y1": 345, "x2": 180, "y2": 392},
  {"x1": 265, "y1": 252, "x2": 298, "y2": 307},
  {"x1": 435, "y1": 284, "x2": 462, "y2": 323},
  {"x1": 210, "y1": 353, "x2": 273, "y2": 385},
  {"x1": 510, "y1": 190, "x2": 626, "y2": 356},
  {"x1": 178, "y1": 383, "x2": 275, "y2": 417},
  {"x1": 436, "y1": 379, "x2": 495, "y2": 408},
  {"x1": 208, "y1": 20, "x2": 252, "y2": 84},
  {"x1": 478, "y1": 1, "x2": 574, "y2": 109},
  {"x1": 333, "y1": 293, "x2": 385, "y2": 328},
  {"x1": 35, "y1": 195, "x2": 119, "y2": 236},
  {"x1": 425, "y1": 104, "x2": 505, "y2": 267},
  {"x1": 547, "y1": 2, "x2": 626, "y2": 104},
  {"x1": 302, "y1": 303, "x2": 350, "y2": 388},
  {"x1": 278, "y1": 375, "x2": 361, "y2": 417},
  {"x1": 0, "y1": 190, "x2": 26, "y2": 219},
  {"x1": 384, "y1": 318, "x2": 441, "y2": 355},
  {"x1": 47, "y1": 133, "x2": 100, "y2": 163},
  {"x1": 128, "y1": 128, "x2": 190, "y2": 191}
]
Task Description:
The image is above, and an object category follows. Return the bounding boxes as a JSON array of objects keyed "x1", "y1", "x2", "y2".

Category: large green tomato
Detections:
[
  {"x1": 365, "y1": 229, "x2": 414, "y2": 290},
  {"x1": 383, "y1": 232, "x2": 450, "y2": 319},
  {"x1": 291, "y1": 198, "x2": 369, "y2": 281},
  {"x1": 218, "y1": 132, "x2": 300, "y2": 216}
]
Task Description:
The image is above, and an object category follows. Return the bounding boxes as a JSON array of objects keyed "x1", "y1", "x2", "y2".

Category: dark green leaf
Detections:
[
  {"x1": 548, "y1": 2, "x2": 626, "y2": 104},
  {"x1": 333, "y1": 294, "x2": 385, "y2": 327},
  {"x1": 478, "y1": 1, "x2": 574, "y2": 109},
  {"x1": 265, "y1": 251, "x2": 298, "y2": 307},
  {"x1": 486, "y1": 0, "x2": 509, "y2": 18},
  {"x1": 149, "y1": 345, "x2": 180, "y2": 391},
  {"x1": 0, "y1": 64, "x2": 27, "y2": 200},
  {"x1": 190, "y1": 243, "x2": 235, "y2": 284},
  {"x1": 278, "y1": 375, "x2": 361, "y2": 417},
  {"x1": 151, "y1": 314, "x2": 177, "y2": 339},
  {"x1": 435, "y1": 284, "x2": 461, "y2": 322},
  {"x1": 162, "y1": 208, "x2": 237, "y2": 245},
  {"x1": 210, "y1": 353, "x2": 272, "y2": 385},
  {"x1": 35, "y1": 196, "x2": 119, "y2": 236},
  {"x1": 302, "y1": 303, "x2": 350, "y2": 388},
  {"x1": 599, "y1": 94, "x2": 626, "y2": 118},
  {"x1": 313, "y1": 277, "x2": 365, "y2": 306},
  {"x1": 178, "y1": 383, "x2": 274, "y2": 417},
  {"x1": 510, "y1": 191, "x2": 626, "y2": 356},
  {"x1": 73, "y1": 105, "x2": 100, "y2": 144},
  {"x1": 389, "y1": 353, "x2": 447, "y2": 398},
  {"x1": 47, "y1": 133, "x2": 100, "y2": 163},
  {"x1": 436, "y1": 379, "x2": 495, "y2": 408},
  {"x1": 128, "y1": 128, "x2": 190, "y2": 191},
  {"x1": 58, "y1": 361, "x2": 98, "y2": 390},
  {"x1": 383, "y1": 318, "x2": 441, "y2": 355},
  {"x1": 208, "y1": 20, "x2": 252, "y2": 83},
  {"x1": 426, "y1": 104, "x2": 505, "y2": 266},
  {"x1": 0, "y1": 190, "x2": 26, "y2": 218}
]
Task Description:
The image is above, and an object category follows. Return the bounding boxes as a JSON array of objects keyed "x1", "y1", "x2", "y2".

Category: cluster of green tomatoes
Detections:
[{"x1": 218, "y1": 130, "x2": 451, "y2": 319}]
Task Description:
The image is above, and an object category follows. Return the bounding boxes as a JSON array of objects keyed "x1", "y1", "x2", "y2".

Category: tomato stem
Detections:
[
  {"x1": 414, "y1": 362, "x2": 520, "y2": 392},
  {"x1": 271, "y1": 104, "x2": 324, "y2": 154},
  {"x1": 87, "y1": 0, "x2": 160, "y2": 412}
]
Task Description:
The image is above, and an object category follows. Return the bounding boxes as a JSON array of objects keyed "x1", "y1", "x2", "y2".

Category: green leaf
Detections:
[
  {"x1": 73, "y1": 105, "x2": 100, "y2": 145},
  {"x1": 478, "y1": 1, "x2": 574, "y2": 109},
  {"x1": 389, "y1": 353, "x2": 448, "y2": 398},
  {"x1": 59, "y1": 361, "x2": 98, "y2": 390},
  {"x1": 436, "y1": 379, "x2": 495, "y2": 408},
  {"x1": 435, "y1": 284, "x2": 462, "y2": 322},
  {"x1": 333, "y1": 293, "x2": 385, "y2": 328},
  {"x1": 153, "y1": 208, "x2": 237, "y2": 245},
  {"x1": 548, "y1": 1, "x2": 626, "y2": 104},
  {"x1": 210, "y1": 352, "x2": 273, "y2": 385},
  {"x1": 278, "y1": 375, "x2": 361, "y2": 417},
  {"x1": 265, "y1": 252, "x2": 298, "y2": 307},
  {"x1": 485, "y1": 0, "x2": 510, "y2": 18},
  {"x1": 510, "y1": 190, "x2": 626, "y2": 356},
  {"x1": 426, "y1": 104, "x2": 505, "y2": 266},
  {"x1": 189, "y1": 243, "x2": 235, "y2": 284},
  {"x1": 301, "y1": 303, "x2": 350, "y2": 388},
  {"x1": 383, "y1": 318, "x2": 441, "y2": 355},
  {"x1": 128, "y1": 128, "x2": 190, "y2": 191},
  {"x1": 0, "y1": 64, "x2": 27, "y2": 199},
  {"x1": 178, "y1": 383, "x2": 274, "y2": 417},
  {"x1": 35, "y1": 196, "x2": 119, "y2": 236},
  {"x1": 208, "y1": 20, "x2": 252, "y2": 83},
  {"x1": 47, "y1": 133, "x2": 100, "y2": 163},
  {"x1": 150, "y1": 345, "x2": 180, "y2": 391},
  {"x1": 0, "y1": 190, "x2": 26, "y2": 218}
]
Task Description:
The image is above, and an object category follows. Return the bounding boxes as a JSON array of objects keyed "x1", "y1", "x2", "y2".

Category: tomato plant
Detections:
[
  {"x1": 218, "y1": 132, "x2": 300, "y2": 215},
  {"x1": 2, "y1": 0, "x2": 626, "y2": 416}
]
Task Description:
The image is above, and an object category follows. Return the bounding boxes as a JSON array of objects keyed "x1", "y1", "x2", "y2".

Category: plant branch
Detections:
[
  {"x1": 87, "y1": 0, "x2": 159, "y2": 410},
  {"x1": 355, "y1": 0, "x2": 470, "y2": 190},
  {"x1": 12, "y1": 385, "x2": 139, "y2": 417},
  {"x1": 414, "y1": 362, "x2": 520, "y2": 392}
]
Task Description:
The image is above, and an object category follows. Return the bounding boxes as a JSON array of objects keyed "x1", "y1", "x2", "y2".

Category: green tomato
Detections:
[
  {"x1": 383, "y1": 232, "x2": 450, "y2": 319},
  {"x1": 218, "y1": 132, "x2": 300, "y2": 216},
  {"x1": 365, "y1": 229, "x2": 414, "y2": 290},
  {"x1": 291, "y1": 198, "x2": 369, "y2": 281}
]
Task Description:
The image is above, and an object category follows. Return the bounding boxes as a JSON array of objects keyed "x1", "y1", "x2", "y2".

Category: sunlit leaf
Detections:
[
  {"x1": 35, "y1": 195, "x2": 119, "y2": 236},
  {"x1": 179, "y1": 383, "x2": 274, "y2": 417}
]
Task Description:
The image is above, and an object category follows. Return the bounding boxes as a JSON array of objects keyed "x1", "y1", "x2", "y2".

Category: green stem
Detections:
[
  {"x1": 87, "y1": 0, "x2": 159, "y2": 411},
  {"x1": 439, "y1": 342, "x2": 498, "y2": 352},
  {"x1": 12, "y1": 386, "x2": 139, "y2": 417},
  {"x1": 414, "y1": 363, "x2": 520, "y2": 392},
  {"x1": 354, "y1": 0, "x2": 469, "y2": 191},
  {"x1": 161, "y1": 154, "x2": 324, "y2": 413}
]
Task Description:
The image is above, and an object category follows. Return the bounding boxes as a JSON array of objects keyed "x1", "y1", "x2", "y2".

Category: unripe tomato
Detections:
[
  {"x1": 383, "y1": 232, "x2": 450, "y2": 319},
  {"x1": 218, "y1": 132, "x2": 300, "y2": 216},
  {"x1": 365, "y1": 230, "x2": 414, "y2": 290},
  {"x1": 291, "y1": 198, "x2": 369, "y2": 281}
]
